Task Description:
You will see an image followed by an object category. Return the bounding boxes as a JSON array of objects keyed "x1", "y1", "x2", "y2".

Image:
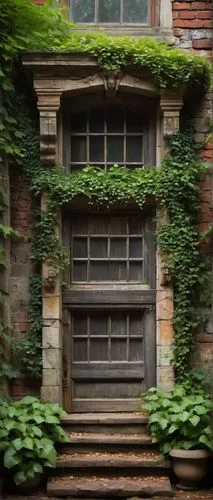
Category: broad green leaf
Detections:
[
  {"x1": 168, "y1": 424, "x2": 178, "y2": 434},
  {"x1": 189, "y1": 415, "x2": 200, "y2": 427},
  {"x1": 0, "y1": 440, "x2": 9, "y2": 451},
  {"x1": 14, "y1": 471, "x2": 27, "y2": 485},
  {"x1": 0, "y1": 429, "x2": 9, "y2": 438},
  {"x1": 199, "y1": 434, "x2": 213, "y2": 450},
  {"x1": 31, "y1": 425, "x2": 42, "y2": 437},
  {"x1": 159, "y1": 418, "x2": 168, "y2": 430},
  {"x1": 12, "y1": 438, "x2": 23, "y2": 451},
  {"x1": 32, "y1": 462, "x2": 43, "y2": 474},
  {"x1": 22, "y1": 437, "x2": 33, "y2": 450},
  {"x1": 34, "y1": 415, "x2": 45, "y2": 424},
  {"x1": 45, "y1": 415, "x2": 60, "y2": 424},
  {"x1": 4, "y1": 446, "x2": 21, "y2": 469}
]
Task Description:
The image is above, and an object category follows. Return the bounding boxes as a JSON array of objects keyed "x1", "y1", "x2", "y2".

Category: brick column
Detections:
[
  {"x1": 156, "y1": 93, "x2": 183, "y2": 390},
  {"x1": 36, "y1": 91, "x2": 63, "y2": 405}
]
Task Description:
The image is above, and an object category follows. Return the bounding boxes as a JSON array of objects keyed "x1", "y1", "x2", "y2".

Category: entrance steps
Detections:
[{"x1": 47, "y1": 413, "x2": 173, "y2": 498}]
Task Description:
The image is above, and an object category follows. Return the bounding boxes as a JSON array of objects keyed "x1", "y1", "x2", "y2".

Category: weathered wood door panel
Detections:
[{"x1": 63, "y1": 214, "x2": 156, "y2": 412}]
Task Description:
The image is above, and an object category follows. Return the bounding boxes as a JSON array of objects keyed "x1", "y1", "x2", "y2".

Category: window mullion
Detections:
[
  {"x1": 95, "y1": 0, "x2": 98, "y2": 23},
  {"x1": 120, "y1": 0, "x2": 123, "y2": 24}
]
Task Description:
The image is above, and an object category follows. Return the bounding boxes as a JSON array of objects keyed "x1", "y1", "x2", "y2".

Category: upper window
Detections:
[
  {"x1": 70, "y1": 107, "x2": 146, "y2": 171},
  {"x1": 70, "y1": 0, "x2": 150, "y2": 25}
]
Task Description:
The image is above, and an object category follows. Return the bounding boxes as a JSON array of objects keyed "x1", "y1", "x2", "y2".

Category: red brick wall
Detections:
[
  {"x1": 172, "y1": 0, "x2": 213, "y2": 366},
  {"x1": 10, "y1": 170, "x2": 40, "y2": 398},
  {"x1": 172, "y1": 1, "x2": 212, "y2": 51}
]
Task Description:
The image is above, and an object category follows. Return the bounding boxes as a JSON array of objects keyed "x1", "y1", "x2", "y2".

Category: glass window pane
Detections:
[
  {"x1": 90, "y1": 238, "x2": 108, "y2": 258},
  {"x1": 129, "y1": 262, "x2": 143, "y2": 281},
  {"x1": 71, "y1": 0, "x2": 95, "y2": 22},
  {"x1": 129, "y1": 238, "x2": 143, "y2": 258},
  {"x1": 73, "y1": 262, "x2": 87, "y2": 281},
  {"x1": 123, "y1": 0, "x2": 148, "y2": 24},
  {"x1": 90, "y1": 316, "x2": 108, "y2": 336},
  {"x1": 73, "y1": 315, "x2": 87, "y2": 336},
  {"x1": 111, "y1": 314, "x2": 127, "y2": 336},
  {"x1": 90, "y1": 109, "x2": 104, "y2": 132},
  {"x1": 126, "y1": 137, "x2": 143, "y2": 163},
  {"x1": 129, "y1": 314, "x2": 143, "y2": 336},
  {"x1": 90, "y1": 339, "x2": 108, "y2": 361},
  {"x1": 111, "y1": 340, "x2": 127, "y2": 361},
  {"x1": 107, "y1": 137, "x2": 123, "y2": 163},
  {"x1": 73, "y1": 238, "x2": 87, "y2": 258},
  {"x1": 71, "y1": 136, "x2": 86, "y2": 162},
  {"x1": 71, "y1": 112, "x2": 87, "y2": 133},
  {"x1": 110, "y1": 238, "x2": 126, "y2": 258},
  {"x1": 106, "y1": 108, "x2": 124, "y2": 132},
  {"x1": 108, "y1": 262, "x2": 126, "y2": 280},
  {"x1": 129, "y1": 218, "x2": 143, "y2": 235},
  {"x1": 126, "y1": 110, "x2": 143, "y2": 133},
  {"x1": 129, "y1": 339, "x2": 143, "y2": 362},
  {"x1": 90, "y1": 262, "x2": 109, "y2": 281},
  {"x1": 73, "y1": 339, "x2": 87, "y2": 361},
  {"x1": 90, "y1": 136, "x2": 104, "y2": 163},
  {"x1": 98, "y1": 0, "x2": 120, "y2": 23}
]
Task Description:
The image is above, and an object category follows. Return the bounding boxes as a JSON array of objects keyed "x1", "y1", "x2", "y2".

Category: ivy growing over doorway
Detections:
[{"x1": 17, "y1": 90, "x2": 207, "y2": 380}]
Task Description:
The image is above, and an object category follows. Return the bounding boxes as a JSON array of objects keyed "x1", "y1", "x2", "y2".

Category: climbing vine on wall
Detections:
[
  {"x1": 0, "y1": 0, "x2": 212, "y2": 380},
  {"x1": 17, "y1": 88, "x2": 207, "y2": 379}
]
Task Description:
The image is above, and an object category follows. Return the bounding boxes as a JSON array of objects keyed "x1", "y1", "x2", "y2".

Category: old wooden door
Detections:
[
  {"x1": 63, "y1": 213, "x2": 156, "y2": 412},
  {"x1": 62, "y1": 102, "x2": 156, "y2": 412}
]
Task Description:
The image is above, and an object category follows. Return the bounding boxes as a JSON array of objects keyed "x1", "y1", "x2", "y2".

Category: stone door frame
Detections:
[{"x1": 23, "y1": 53, "x2": 183, "y2": 406}]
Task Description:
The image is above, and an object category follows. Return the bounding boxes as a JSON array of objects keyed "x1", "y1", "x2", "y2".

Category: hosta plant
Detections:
[
  {"x1": 141, "y1": 377, "x2": 213, "y2": 455},
  {"x1": 0, "y1": 396, "x2": 69, "y2": 485}
]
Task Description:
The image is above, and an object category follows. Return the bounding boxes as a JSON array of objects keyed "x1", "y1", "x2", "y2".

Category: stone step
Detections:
[
  {"x1": 47, "y1": 474, "x2": 174, "y2": 498},
  {"x1": 55, "y1": 451, "x2": 169, "y2": 471},
  {"x1": 61, "y1": 412, "x2": 149, "y2": 435},
  {"x1": 58, "y1": 431, "x2": 154, "y2": 454}
]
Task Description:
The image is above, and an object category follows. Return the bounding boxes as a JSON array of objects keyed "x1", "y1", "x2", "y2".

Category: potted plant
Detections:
[
  {"x1": 0, "y1": 396, "x2": 69, "y2": 492},
  {"x1": 141, "y1": 373, "x2": 213, "y2": 490}
]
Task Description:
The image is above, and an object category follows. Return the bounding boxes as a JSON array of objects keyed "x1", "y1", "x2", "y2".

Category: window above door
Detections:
[
  {"x1": 70, "y1": 107, "x2": 146, "y2": 171},
  {"x1": 70, "y1": 0, "x2": 150, "y2": 25},
  {"x1": 65, "y1": 0, "x2": 173, "y2": 37}
]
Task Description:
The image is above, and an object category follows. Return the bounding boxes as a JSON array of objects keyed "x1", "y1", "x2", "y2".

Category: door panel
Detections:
[
  {"x1": 70, "y1": 309, "x2": 155, "y2": 412},
  {"x1": 63, "y1": 213, "x2": 156, "y2": 412}
]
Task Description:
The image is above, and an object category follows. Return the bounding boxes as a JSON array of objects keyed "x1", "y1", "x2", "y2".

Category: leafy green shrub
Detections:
[
  {"x1": 0, "y1": 396, "x2": 69, "y2": 485},
  {"x1": 142, "y1": 377, "x2": 213, "y2": 455}
]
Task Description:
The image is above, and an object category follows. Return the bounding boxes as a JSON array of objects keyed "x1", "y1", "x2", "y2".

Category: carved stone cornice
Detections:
[{"x1": 160, "y1": 93, "x2": 183, "y2": 137}]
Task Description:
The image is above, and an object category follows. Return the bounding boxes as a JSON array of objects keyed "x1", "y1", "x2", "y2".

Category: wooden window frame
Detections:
[
  {"x1": 69, "y1": 0, "x2": 154, "y2": 27},
  {"x1": 63, "y1": 95, "x2": 157, "y2": 172},
  {"x1": 61, "y1": 0, "x2": 159, "y2": 29},
  {"x1": 70, "y1": 108, "x2": 145, "y2": 171}
]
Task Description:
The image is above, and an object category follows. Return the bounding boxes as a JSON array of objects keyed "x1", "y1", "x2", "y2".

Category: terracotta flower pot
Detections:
[{"x1": 169, "y1": 448, "x2": 210, "y2": 490}]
